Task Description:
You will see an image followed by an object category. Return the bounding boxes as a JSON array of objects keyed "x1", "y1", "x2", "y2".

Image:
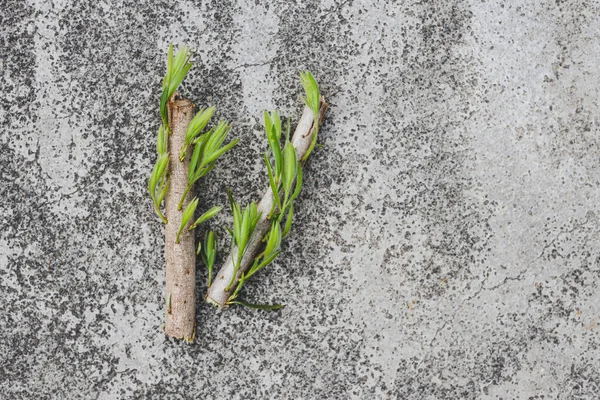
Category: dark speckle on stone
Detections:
[{"x1": 1, "y1": 0, "x2": 600, "y2": 398}]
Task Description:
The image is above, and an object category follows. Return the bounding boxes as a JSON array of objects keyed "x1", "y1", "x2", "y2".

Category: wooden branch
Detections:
[{"x1": 164, "y1": 98, "x2": 196, "y2": 340}]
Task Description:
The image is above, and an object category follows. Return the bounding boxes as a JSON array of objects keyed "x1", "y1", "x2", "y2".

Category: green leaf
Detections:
[
  {"x1": 299, "y1": 71, "x2": 320, "y2": 114},
  {"x1": 228, "y1": 300, "x2": 285, "y2": 310},
  {"x1": 264, "y1": 221, "x2": 281, "y2": 259},
  {"x1": 240, "y1": 206, "x2": 252, "y2": 250},
  {"x1": 165, "y1": 46, "x2": 192, "y2": 100},
  {"x1": 225, "y1": 195, "x2": 261, "y2": 292},
  {"x1": 249, "y1": 250, "x2": 280, "y2": 277},
  {"x1": 272, "y1": 110, "x2": 281, "y2": 141},
  {"x1": 202, "y1": 231, "x2": 217, "y2": 286},
  {"x1": 264, "y1": 154, "x2": 281, "y2": 215},
  {"x1": 177, "y1": 184, "x2": 193, "y2": 211},
  {"x1": 205, "y1": 231, "x2": 216, "y2": 257},
  {"x1": 149, "y1": 154, "x2": 169, "y2": 200},
  {"x1": 157, "y1": 125, "x2": 167, "y2": 155},
  {"x1": 173, "y1": 46, "x2": 189, "y2": 74},
  {"x1": 189, "y1": 206, "x2": 222, "y2": 230},
  {"x1": 203, "y1": 121, "x2": 228, "y2": 155},
  {"x1": 249, "y1": 202, "x2": 261, "y2": 228},
  {"x1": 196, "y1": 241, "x2": 202, "y2": 255},
  {"x1": 264, "y1": 111, "x2": 283, "y2": 177},
  {"x1": 299, "y1": 71, "x2": 321, "y2": 161},
  {"x1": 289, "y1": 160, "x2": 303, "y2": 204},
  {"x1": 159, "y1": 90, "x2": 169, "y2": 127},
  {"x1": 191, "y1": 107, "x2": 215, "y2": 137},
  {"x1": 228, "y1": 189, "x2": 241, "y2": 247},
  {"x1": 307, "y1": 122, "x2": 319, "y2": 162},
  {"x1": 176, "y1": 197, "x2": 198, "y2": 243},
  {"x1": 165, "y1": 44, "x2": 174, "y2": 88},
  {"x1": 192, "y1": 163, "x2": 214, "y2": 183},
  {"x1": 264, "y1": 111, "x2": 273, "y2": 139},
  {"x1": 158, "y1": 179, "x2": 169, "y2": 206},
  {"x1": 160, "y1": 45, "x2": 193, "y2": 132},
  {"x1": 282, "y1": 141, "x2": 297, "y2": 199},
  {"x1": 269, "y1": 137, "x2": 283, "y2": 178},
  {"x1": 203, "y1": 137, "x2": 239, "y2": 165},
  {"x1": 188, "y1": 138, "x2": 203, "y2": 182},
  {"x1": 184, "y1": 107, "x2": 215, "y2": 150},
  {"x1": 282, "y1": 203, "x2": 293, "y2": 237}
]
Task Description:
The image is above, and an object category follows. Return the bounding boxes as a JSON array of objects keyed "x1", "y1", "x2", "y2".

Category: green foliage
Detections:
[
  {"x1": 263, "y1": 112, "x2": 302, "y2": 221},
  {"x1": 148, "y1": 151, "x2": 169, "y2": 223},
  {"x1": 225, "y1": 189, "x2": 262, "y2": 291},
  {"x1": 282, "y1": 203, "x2": 293, "y2": 238},
  {"x1": 178, "y1": 121, "x2": 239, "y2": 210},
  {"x1": 160, "y1": 44, "x2": 193, "y2": 129},
  {"x1": 227, "y1": 75, "x2": 324, "y2": 307},
  {"x1": 180, "y1": 106, "x2": 216, "y2": 160},
  {"x1": 149, "y1": 45, "x2": 193, "y2": 223},
  {"x1": 228, "y1": 219, "x2": 281, "y2": 303},
  {"x1": 299, "y1": 71, "x2": 321, "y2": 161},
  {"x1": 281, "y1": 141, "x2": 298, "y2": 206},
  {"x1": 201, "y1": 231, "x2": 217, "y2": 287},
  {"x1": 157, "y1": 124, "x2": 167, "y2": 155},
  {"x1": 264, "y1": 110, "x2": 283, "y2": 178},
  {"x1": 176, "y1": 197, "x2": 198, "y2": 243},
  {"x1": 189, "y1": 206, "x2": 222, "y2": 230}
]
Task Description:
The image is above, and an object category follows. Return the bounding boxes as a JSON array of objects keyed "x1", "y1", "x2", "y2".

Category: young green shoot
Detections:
[
  {"x1": 160, "y1": 44, "x2": 193, "y2": 129},
  {"x1": 228, "y1": 220, "x2": 281, "y2": 305},
  {"x1": 176, "y1": 197, "x2": 198, "y2": 244},
  {"x1": 201, "y1": 231, "x2": 217, "y2": 287},
  {"x1": 226, "y1": 101, "x2": 306, "y2": 309},
  {"x1": 148, "y1": 152, "x2": 169, "y2": 223},
  {"x1": 180, "y1": 106, "x2": 215, "y2": 160},
  {"x1": 299, "y1": 71, "x2": 321, "y2": 161},
  {"x1": 149, "y1": 45, "x2": 193, "y2": 223},
  {"x1": 189, "y1": 205, "x2": 222, "y2": 230},
  {"x1": 225, "y1": 189, "x2": 262, "y2": 291},
  {"x1": 178, "y1": 121, "x2": 239, "y2": 210}
]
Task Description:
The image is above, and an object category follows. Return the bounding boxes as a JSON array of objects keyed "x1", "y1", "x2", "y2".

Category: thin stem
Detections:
[{"x1": 178, "y1": 183, "x2": 192, "y2": 211}]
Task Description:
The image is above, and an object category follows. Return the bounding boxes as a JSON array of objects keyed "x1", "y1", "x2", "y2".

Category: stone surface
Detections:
[{"x1": 1, "y1": 0, "x2": 599, "y2": 398}]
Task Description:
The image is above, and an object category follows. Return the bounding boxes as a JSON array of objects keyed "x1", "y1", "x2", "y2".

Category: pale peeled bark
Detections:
[
  {"x1": 164, "y1": 98, "x2": 196, "y2": 340},
  {"x1": 205, "y1": 98, "x2": 328, "y2": 307}
]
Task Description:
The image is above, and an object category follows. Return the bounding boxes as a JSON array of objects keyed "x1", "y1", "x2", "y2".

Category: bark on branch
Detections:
[
  {"x1": 164, "y1": 98, "x2": 196, "y2": 340},
  {"x1": 205, "y1": 97, "x2": 329, "y2": 307}
]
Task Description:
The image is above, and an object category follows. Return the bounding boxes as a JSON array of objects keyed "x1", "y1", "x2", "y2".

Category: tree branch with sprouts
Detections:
[
  {"x1": 148, "y1": 45, "x2": 238, "y2": 340},
  {"x1": 205, "y1": 72, "x2": 328, "y2": 308}
]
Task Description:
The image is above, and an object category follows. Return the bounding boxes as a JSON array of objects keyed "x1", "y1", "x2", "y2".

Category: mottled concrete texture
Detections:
[{"x1": 1, "y1": 0, "x2": 599, "y2": 398}]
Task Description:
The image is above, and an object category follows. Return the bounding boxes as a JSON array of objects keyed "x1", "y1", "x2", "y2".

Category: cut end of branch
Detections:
[{"x1": 205, "y1": 293, "x2": 227, "y2": 309}]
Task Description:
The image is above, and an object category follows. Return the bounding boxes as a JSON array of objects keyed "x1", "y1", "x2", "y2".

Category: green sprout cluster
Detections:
[
  {"x1": 225, "y1": 72, "x2": 321, "y2": 309},
  {"x1": 299, "y1": 71, "x2": 321, "y2": 161},
  {"x1": 176, "y1": 202, "x2": 222, "y2": 244},
  {"x1": 198, "y1": 231, "x2": 217, "y2": 286},
  {"x1": 224, "y1": 190, "x2": 262, "y2": 292},
  {"x1": 178, "y1": 120, "x2": 239, "y2": 210},
  {"x1": 149, "y1": 44, "x2": 193, "y2": 223}
]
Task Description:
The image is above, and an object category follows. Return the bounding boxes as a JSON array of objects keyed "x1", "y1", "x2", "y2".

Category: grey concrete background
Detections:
[{"x1": 1, "y1": 0, "x2": 599, "y2": 398}]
